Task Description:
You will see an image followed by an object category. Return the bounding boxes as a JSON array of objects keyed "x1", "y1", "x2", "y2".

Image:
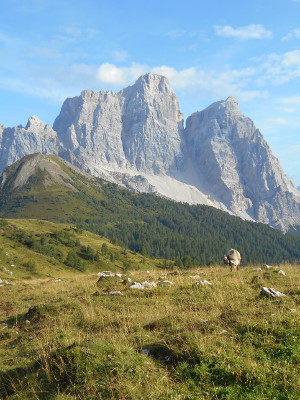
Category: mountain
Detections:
[
  {"x1": 0, "y1": 73, "x2": 300, "y2": 232},
  {"x1": 1, "y1": 153, "x2": 300, "y2": 265}
]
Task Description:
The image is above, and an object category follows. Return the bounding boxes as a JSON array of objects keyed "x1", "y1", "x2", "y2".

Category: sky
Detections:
[{"x1": 1, "y1": 0, "x2": 300, "y2": 187}]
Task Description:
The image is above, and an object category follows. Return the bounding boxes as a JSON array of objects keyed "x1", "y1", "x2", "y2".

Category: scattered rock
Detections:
[
  {"x1": 189, "y1": 275, "x2": 201, "y2": 279},
  {"x1": 277, "y1": 270, "x2": 286, "y2": 276},
  {"x1": 158, "y1": 280, "x2": 174, "y2": 287},
  {"x1": 54, "y1": 279, "x2": 61, "y2": 282},
  {"x1": 2, "y1": 267, "x2": 13, "y2": 275},
  {"x1": 142, "y1": 281, "x2": 157, "y2": 288},
  {"x1": 97, "y1": 271, "x2": 114, "y2": 277},
  {"x1": 97, "y1": 271, "x2": 125, "y2": 278},
  {"x1": 130, "y1": 281, "x2": 156, "y2": 290},
  {"x1": 262, "y1": 264, "x2": 273, "y2": 270},
  {"x1": 260, "y1": 287, "x2": 286, "y2": 298},
  {"x1": 256, "y1": 268, "x2": 262, "y2": 272},
  {"x1": 130, "y1": 283, "x2": 146, "y2": 290},
  {"x1": 195, "y1": 280, "x2": 212, "y2": 286},
  {"x1": 290, "y1": 309, "x2": 296, "y2": 313},
  {"x1": 1, "y1": 280, "x2": 15, "y2": 286},
  {"x1": 159, "y1": 275, "x2": 167, "y2": 280}
]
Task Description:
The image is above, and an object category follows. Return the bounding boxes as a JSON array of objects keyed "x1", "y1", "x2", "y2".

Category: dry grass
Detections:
[{"x1": 1, "y1": 264, "x2": 300, "y2": 399}]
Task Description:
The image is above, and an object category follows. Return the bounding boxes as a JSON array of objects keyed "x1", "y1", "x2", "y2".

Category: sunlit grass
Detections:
[{"x1": 1, "y1": 263, "x2": 300, "y2": 399}]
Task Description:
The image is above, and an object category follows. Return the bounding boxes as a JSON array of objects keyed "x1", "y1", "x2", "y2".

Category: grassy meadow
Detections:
[{"x1": 0, "y1": 220, "x2": 299, "y2": 399}]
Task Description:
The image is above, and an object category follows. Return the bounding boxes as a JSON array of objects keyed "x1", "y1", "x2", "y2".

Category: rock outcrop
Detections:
[
  {"x1": 0, "y1": 73, "x2": 300, "y2": 232},
  {"x1": 0, "y1": 116, "x2": 58, "y2": 174},
  {"x1": 183, "y1": 97, "x2": 300, "y2": 230}
]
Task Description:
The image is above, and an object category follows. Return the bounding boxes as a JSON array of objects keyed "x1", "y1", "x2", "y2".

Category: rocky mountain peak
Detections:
[
  {"x1": 0, "y1": 73, "x2": 299, "y2": 232},
  {"x1": 0, "y1": 153, "x2": 76, "y2": 192},
  {"x1": 132, "y1": 72, "x2": 173, "y2": 93},
  {"x1": 25, "y1": 115, "x2": 42, "y2": 129}
]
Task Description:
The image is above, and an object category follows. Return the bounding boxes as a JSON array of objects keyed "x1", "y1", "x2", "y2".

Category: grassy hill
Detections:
[
  {"x1": 1, "y1": 261, "x2": 300, "y2": 399},
  {"x1": 0, "y1": 218, "x2": 165, "y2": 280},
  {"x1": 1, "y1": 153, "x2": 300, "y2": 266}
]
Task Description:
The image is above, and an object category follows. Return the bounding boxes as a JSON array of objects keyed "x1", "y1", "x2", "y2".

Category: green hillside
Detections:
[
  {"x1": 0, "y1": 218, "x2": 164, "y2": 280},
  {"x1": 1, "y1": 154, "x2": 300, "y2": 266}
]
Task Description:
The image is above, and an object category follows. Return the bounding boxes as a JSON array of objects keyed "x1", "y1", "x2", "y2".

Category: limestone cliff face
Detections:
[
  {"x1": 183, "y1": 97, "x2": 300, "y2": 229},
  {"x1": 0, "y1": 116, "x2": 58, "y2": 174},
  {"x1": 0, "y1": 74, "x2": 299, "y2": 231},
  {"x1": 53, "y1": 90, "x2": 127, "y2": 173},
  {"x1": 119, "y1": 74, "x2": 184, "y2": 173},
  {"x1": 53, "y1": 73, "x2": 184, "y2": 175}
]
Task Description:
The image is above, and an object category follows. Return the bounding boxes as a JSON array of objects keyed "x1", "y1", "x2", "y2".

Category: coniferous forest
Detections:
[{"x1": 1, "y1": 161, "x2": 299, "y2": 267}]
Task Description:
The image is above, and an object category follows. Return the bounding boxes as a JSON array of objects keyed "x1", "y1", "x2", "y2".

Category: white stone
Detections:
[
  {"x1": 260, "y1": 287, "x2": 286, "y2": 298},
  {"x1": 277, "y1": 270, "x2": 286, "y2": 276},
  {"x1": 130, "y1": 283, "x2": 146, "y2": 290},
  {"x1": 195, "y1": 280, "x2": 212, "y2": 286},
  {"x1": 141, "y1": 281, "x2": 157, "y2": 288},
  {"x1": 107, "y1": 291, "x2": 123, "y2": 295},
  {"x1": 97, "y1": 271, "x2": 114, "y2": 277},
  {"x1": 262, "y1": 264, "x2": 273, "y2": 270},
  {"x1": 158, "y1": 280, "x2": 174, "y2": 287}
]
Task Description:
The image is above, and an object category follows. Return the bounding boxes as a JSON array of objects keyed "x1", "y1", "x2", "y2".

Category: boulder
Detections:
[{"x1": 260, "y1": 287, "x2": 286, "y2": 298}]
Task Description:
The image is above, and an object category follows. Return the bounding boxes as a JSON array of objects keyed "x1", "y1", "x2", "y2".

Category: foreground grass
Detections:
[{"x1": 1, "y1": 264, "x2": 300, "y2": 399}]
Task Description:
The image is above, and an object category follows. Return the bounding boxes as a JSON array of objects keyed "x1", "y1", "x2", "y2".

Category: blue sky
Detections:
[{"x1": 1, "y1": 0, "x2": 300, "y2": 187}]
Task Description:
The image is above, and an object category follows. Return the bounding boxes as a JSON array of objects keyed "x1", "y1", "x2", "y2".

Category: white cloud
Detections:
[
  {"x1": 97, "y1": 62, "x2": 148, "y2": 85},
  {"x1": 267, "y1": 117, "x2": 290, "y2": 125},
  {"x1": 282, "y1": 28, "x2": 300, "y2": 41},
  {"x1": 279, "y1": 96, "x2": 300, "y2": 105},
  {"x1": 257, "y1": 50, "x2": 300, "y2": 85},
  {"x1": 97, "y1": 63, "x2": 125, "y2": 84},
  {"x1": 95, "y1": 62, "x2": 267, "y2": 102},
  {"x1": 214, "y1": 24, "x2": 273, "y2": 40},
  {"x1": 275, "y1": 106, "x2": 296, "y2": 113}
]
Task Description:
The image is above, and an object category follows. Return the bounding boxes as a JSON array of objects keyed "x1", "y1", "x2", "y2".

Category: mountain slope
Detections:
[
  {"x1": 1, "y1": 154, "x2": 300, "y2": 265},
  {"x1": 0, "y1": 73, "x2": 299, "y2": 231},
  {"x1": 0, "y1": 218, "x2": 162, "y2": 280}
]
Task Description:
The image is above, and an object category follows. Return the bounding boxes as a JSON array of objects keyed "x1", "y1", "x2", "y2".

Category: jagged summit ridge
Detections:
[
  {"x1": 53, "y1": 73, "x2": 184, "y2": 175},
  {"x1": 0, "y1": 73, "x2": 300, "y2": 232}
]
